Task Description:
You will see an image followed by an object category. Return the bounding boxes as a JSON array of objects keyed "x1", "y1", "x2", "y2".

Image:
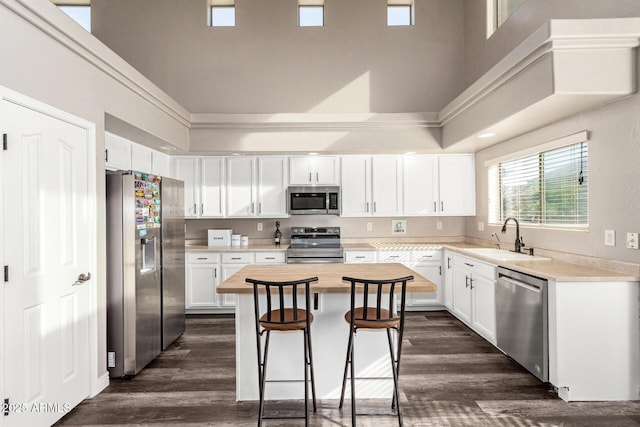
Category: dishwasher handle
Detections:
[{"x1": 500, "y1": 276, "x2": 541, "y2": 293}]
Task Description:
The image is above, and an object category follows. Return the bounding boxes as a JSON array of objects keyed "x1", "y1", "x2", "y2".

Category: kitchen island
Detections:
[{"x1": 217, "y1": 263, "x2": 435, "y2": 401}]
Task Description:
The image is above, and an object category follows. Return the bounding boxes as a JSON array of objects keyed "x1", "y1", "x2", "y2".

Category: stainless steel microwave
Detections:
[{"x1": 287, "y1": 186, "x2": 340, "y2": 215}]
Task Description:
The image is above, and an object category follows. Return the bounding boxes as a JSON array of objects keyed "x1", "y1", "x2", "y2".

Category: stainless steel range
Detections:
[{"x1": 286, "y1": 226, "x2": 344, "y2": 263}]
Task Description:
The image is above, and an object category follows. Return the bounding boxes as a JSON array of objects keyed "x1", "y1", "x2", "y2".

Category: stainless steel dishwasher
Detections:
[{"x1": 496, "y1": 267, "x2": 548, "y2": 382}]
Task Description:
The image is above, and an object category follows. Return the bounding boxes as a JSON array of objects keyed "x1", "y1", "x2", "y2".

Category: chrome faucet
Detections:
[{"x1": 501, "y1": 217, "x2": 524, "y2": 253}]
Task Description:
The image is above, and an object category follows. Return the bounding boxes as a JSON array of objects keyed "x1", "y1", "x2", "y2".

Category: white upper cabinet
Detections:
[
  {"x1": 340, "y1": 156, "x2": 371, "y2": 216},
  {"x1": 201, "y1": 157, "x2": 225, "y2": 217},
  {"x1": 227, "y1": 156, "x2": 288, "y2": 218},
  {"x1": 289, "y1": 156, "x2": 340, "y2": 185},
  {"x1": 174, "y1": 157, "x2": 200, "y2": 218},
  {"x1": 403, "y1": 155, "x2": 438, "y2": 215},
  {"x1": 257, "y1": 157, "x2": 288, "y2": 217},
  {"x1": 371, "y1": 156, "x2": 403, "y2": 216},
  {"x1": 438, "y1": 155, "x2": 476, "y2": 216},
  {"x1": 105, "y1": 132, "x2": 132, "y2": 171},
  {"x1": 226, "y1": 157, "x2": 256, "y2": 217},
  {"x1": 131, "y1": 143, "x2": 153, "y2": 173},
  {"x1": 152, "y1": 151, "x2": 171, "y2": 178},
  {"x1": 340, "y1": 156, "x2": 402, "y2": 217}
]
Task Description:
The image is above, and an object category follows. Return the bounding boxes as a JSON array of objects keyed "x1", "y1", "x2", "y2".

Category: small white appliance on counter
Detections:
[{"x1": 208, "y1": 229, "x2": 233, "y2": 246}]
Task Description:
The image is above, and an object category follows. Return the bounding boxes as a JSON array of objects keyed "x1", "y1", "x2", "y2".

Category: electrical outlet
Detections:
[
  {"x1": 257, "y1": 222, "x2": 263, "y2": 231},
  {"x1": 478, "y1": 222, "x2": 484, "y2": 231},
  {"x1": 626, "y1": 232, "x2": 639, "y2": 249},
  {"x1": 604, "y1": 229, "x2": 616, "y2": 247},
  {"x1": 366, "y1": 222, "x2": 372, "y2": 231},
  {"x1": 436, "y1": 221, "x2": 443, "y2": 230}
]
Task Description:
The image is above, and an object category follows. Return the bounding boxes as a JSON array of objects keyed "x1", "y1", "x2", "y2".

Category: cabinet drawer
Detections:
[
  {"x1": 187, "y1": 252, "x2": 220, "y2": 264},
  {"x1": 412, "y1": 249, "x2": 441, "y2": 263},
  {"x1": 455, "y1": 254, "x2": 496, "y2": 280},
  {"x1": 344, "y1": 251, "x2": 376, "y2": 263},
  {"x1": 222, "y1": 252, "x2": 254, "y2": 264},
  {"x1": 378, "y1": 250, "x2": 411, "y2": 263},
  {"x1": 255, "y1": 252, "x2": 286, "y2": 264}
]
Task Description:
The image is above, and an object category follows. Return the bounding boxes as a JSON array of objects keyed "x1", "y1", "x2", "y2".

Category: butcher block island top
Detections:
[{"x1": 216, "y1": 262, "x2": 436, "y2": 294}]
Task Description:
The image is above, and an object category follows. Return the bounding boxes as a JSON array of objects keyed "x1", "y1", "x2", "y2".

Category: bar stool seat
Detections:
[
  {"x1": 345, "y1": 307, "x2": 398, "y2": 329},
  {"x1": 260, "y1": 309, "x2": 314, "y2": 331}
]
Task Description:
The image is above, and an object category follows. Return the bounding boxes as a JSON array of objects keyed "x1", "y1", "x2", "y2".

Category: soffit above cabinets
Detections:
[{"x1": 440, "y1": 18, "x2": 640, "y2": 152}]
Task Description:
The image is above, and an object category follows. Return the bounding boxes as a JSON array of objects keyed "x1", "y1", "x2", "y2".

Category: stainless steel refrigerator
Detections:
[
  {"x1": 106, "y1": 171, "x2": 185, "y2": 377},
  {"x1": 160, "y1": 177, "x2": 186, "y2": 350}
]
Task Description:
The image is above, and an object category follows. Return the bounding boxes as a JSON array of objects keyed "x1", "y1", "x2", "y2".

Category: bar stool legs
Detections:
[{"x1": 255, "y1": 327, "x2": 316, "y2": 427}]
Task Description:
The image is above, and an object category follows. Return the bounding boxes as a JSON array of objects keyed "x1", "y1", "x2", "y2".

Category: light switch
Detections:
[{"x1": 604, "y1": 229, "x2": 616, "y2": 247}]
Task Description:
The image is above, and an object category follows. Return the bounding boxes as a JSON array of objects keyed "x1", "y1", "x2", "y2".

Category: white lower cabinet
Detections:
[
  {"x1": 186, "y1": 253, "x2": 221, "y2": 311},
  {"x1": 450, "y1": 253, "x2": 496, "y2": 343},
  {"x1": 407, "y1": 249, "x2": 442, "y2": 307},
  {"x1": 443, "y1": 250, "x2": 454, "y2": 309},
  {"x1": 187, "y1": 251, "x2": 285, "y2": 313}
]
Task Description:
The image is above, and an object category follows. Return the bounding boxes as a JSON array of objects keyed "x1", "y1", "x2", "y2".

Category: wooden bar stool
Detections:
[
  {"x1": 338, "y1": 275, "x2": 414, "y2": 427},
  {"x1": 247, "y1": 276, "x2": 319, "y2": 427}
]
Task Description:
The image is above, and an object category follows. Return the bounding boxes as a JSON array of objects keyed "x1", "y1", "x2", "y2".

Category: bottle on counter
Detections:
[{"x1": 274, "y1": 221, "x2": 281, "y2": 247}]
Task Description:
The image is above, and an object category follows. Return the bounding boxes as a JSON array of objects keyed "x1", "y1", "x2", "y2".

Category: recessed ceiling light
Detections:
[
  {"x1": 478, "y1": 132, "x2": 496, "y2": 139},
  {"x1": 404, "y1": 151, "x2": 417, "y2": 155},
  {"x1": 308, "y1": 152, "x2": 319, "y2": 155},
  {"x1": 160, "y1": 145, "x2": 177, "y2": 151}
]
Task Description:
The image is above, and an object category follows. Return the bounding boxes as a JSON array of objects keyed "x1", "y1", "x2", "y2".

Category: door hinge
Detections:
[
  {"x1": 3, "y1": 398, "x2": 9, "y2": 416},
  {"x1": 2, "y1": 133, "x2": 7, "y2": 151},
  {"x1": 3, "y1": 266, "x2": 8, "y2": 282}
]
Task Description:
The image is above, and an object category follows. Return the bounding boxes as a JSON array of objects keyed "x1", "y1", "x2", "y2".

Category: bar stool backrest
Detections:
[
  {"x1": 342, "y1": 275, "x2": 414, "y2": 325},
  {"x1": 247, "y1": 277, "x2": 319, "y2": 328}
]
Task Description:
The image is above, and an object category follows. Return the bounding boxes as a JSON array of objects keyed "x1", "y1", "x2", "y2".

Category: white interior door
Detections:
[{"x1": 2, "y1": 99, "x2": 92, "y2": 426}]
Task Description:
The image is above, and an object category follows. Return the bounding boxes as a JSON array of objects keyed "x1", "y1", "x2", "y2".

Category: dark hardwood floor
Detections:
[{"x1": 57, "y1": 312, "x2": 640, "y2": 426}]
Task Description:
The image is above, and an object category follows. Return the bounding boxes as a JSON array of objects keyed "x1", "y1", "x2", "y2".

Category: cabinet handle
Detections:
[
  {"x1": 355, "y1": 256, "x2": 365, "y2": 259},
  {"x1": 441, "y1": 201, "x2": 444, "y2": 212},
  {"x1": 251, "y1": 202, "x2": 255, "y2": 213},
  {"x1": 469, "y1": 277, "x2": 474, "y2": 289},
  {"x1": 421, "y1": 255, "x2": 433, "y2": 258},
  {"x1": 465, "y1": 276, "x2": 469, "y2": 288},
  {"x1": 434, "y1": 201, "x2": 436, "y2": 212},
  {"x1": 309, "y1": 172, "x2": 312, "y2": 182},
  {"x1": 265, "y1": 257, "x2": 275, "y2": 260},
  {"x1": 259, "y1": 202, "x2": 262, "y2": 214},
  {"x1": 193, "y1": 204, "x2": 197, "y2": 215},
  {"x1": 105, "y1": 149, "x2": 109, "y2": 162},
  {"x1": 447, "y1": 257, "x2": 451, "y2": 269},
  {"x1": 200, "y1": 204, "x2": 204, "y2": 215},
  {"x1": 316, "y1": 172, "x2": 319, "y2": 182},
  {"x1": 464, "y1": 262, "x2": 474, "y2": 267},
  {"x1": 439, "y1": 266, "x2": 442, "y2": 275},
  {"x1": 231, "y1": 257, "x2": 241, "y2": 260},
  {"x1": 366, "y1": 202, "x2": 369, "y2": 212},
  {"x1": 197, "y1": 257, "x2": 208, "y2": 260},
  {"x1": 214, "y1": 268, "x2": 217, "y2": 279},
  {"x1": 373, "y1": 201, "x2": 377, "y2": 213}
]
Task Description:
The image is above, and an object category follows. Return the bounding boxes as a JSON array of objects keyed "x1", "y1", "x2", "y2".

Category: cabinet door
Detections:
[
  {"x1": 201, "y1": 157, "x2": 225, "y2": 217},
  {"x1": 314, "y1": 156, "x2": 340, "y2": 185},
  {"x1": 471, "y1": 275, "x2": 496, "y2": 343},
  {"x1": 407, "y1": 263, "x2": 442, "y2": 307},
  {"x1": 443, "y1": 252, "x2": 454, "y2": 309},
  {"x1": 131, "y1": 143, "x2": 153, "y2": 173},
  {"x1": 340, "y1": 157, "x2": 370, "y2": 217},
  {"x1": 105, "y1": 132, "x2": 131, "y2": 171},
  {"x1": 403, "y1": 155, "x2": 438, "y2": 215},
  {"x1": 257, "y1": 157, "x2": 287, "y2": 217},
  {"x1": 372, "y1": 156, "x2": 402, "y2": 216},
  {"x1": 152, "y1": 151, "x2": 171, "y2": 178},
  {"x1": 174, "y1": 157, "x2": 199, "y2": 217},
  {"x1": 227, "y1": 157, "x2": 256, "y2": 217},
  {"x1": 289, "y1": 157, "x2": 313, "y2": 185},
  {"x1": 452, "y1": 267, "x2": 472, "y2": 324},
  {"x1": 186, "y1": 264, "x2": 218, "y2": 308},
  {"x1": 438, "y1": 155, "x2": 475, "y2": 215}
]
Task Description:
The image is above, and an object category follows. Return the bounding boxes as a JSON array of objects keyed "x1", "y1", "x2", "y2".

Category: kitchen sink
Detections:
[{"x1": 462, "y1": 247, "x2": 550, "y2": 262}]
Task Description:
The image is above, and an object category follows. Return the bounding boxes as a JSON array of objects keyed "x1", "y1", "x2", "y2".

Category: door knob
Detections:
[{"x1": 74, "y1": 272, "x2": 91, "y2": 285}]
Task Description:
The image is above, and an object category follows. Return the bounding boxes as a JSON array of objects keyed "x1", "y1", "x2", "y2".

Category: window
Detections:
[
  {"x1": 209, "y1": 0, "x2": 235, "y2": 27},
  {"x1": 488, "y1": 138, "x2": 588, "y2": 227},
  {"x1": 487, "y1": 0, "x2": 526, "y2": 37},
  {"x1": 298, "y1": 6, "x2": 324, "y2": 27},
  {"x1": 51, "y1": 1, "x2": 91, "y2": 32},
  {"x1": 387, "y1": 2, "x2": 413, "y2": 26},
  {"x1": 298, "y1": 0, "x2": 324, "y2": 27}
]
